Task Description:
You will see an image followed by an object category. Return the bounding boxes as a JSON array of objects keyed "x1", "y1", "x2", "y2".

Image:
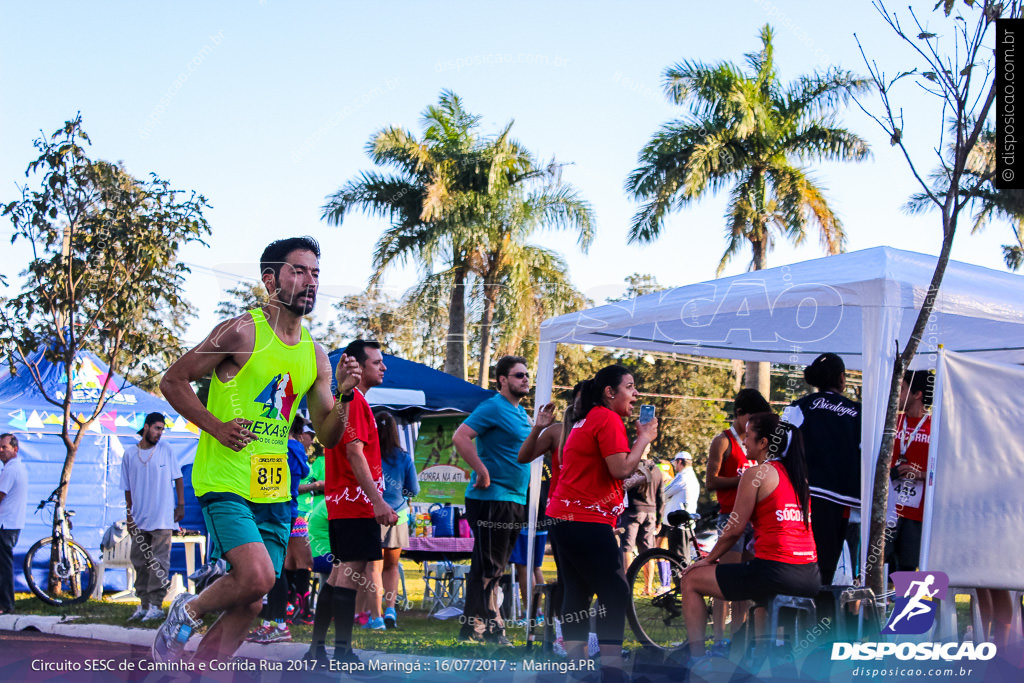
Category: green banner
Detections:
[{"x1": 411, "y1": 415, "x2": 471, "y2": 503}]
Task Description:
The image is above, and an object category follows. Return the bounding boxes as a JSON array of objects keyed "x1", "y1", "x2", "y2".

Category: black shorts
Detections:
[
  {"x1": 716, "y1": 557, "x2": 821, "y2": 603},
  {"x1": 329, "y1": 517, "x2": 383, "y2": 563}
]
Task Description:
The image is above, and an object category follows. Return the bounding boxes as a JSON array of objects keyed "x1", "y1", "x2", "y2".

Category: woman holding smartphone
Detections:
[{"x1": 546, "y1": 365, "x2": 658, "y2": 679}]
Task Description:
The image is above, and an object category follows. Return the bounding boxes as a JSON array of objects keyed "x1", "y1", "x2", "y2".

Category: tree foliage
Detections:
[{"x1": 0, "y1": 115, "x2": 211, "y2": 525}]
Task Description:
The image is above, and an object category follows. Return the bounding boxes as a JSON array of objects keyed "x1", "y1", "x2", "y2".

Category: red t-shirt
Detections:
[
  {"x1": 546, "y1": 406, "x2": 631, "y2": 526},
  {"x1": 889, "y1": 414, "x2": 930, "y2": 523},
  {"x1": 325, "y1": 389, "x2": 384, "y2": 520},
  {"x1": 750, "y1": 461, "x2": 817, "y2": 564},
  {"x1": 716, "y1": 428, "x2": 755, "y2": 514}
]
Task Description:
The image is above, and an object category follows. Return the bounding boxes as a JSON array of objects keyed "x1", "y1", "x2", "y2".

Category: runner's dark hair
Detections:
[
  {"x1": 733, "y1": 388, "x2": 771, "y2": 416},
  {"x1": 260, "y1": 236, "x2": 321, "y2": 280},
  {"x1": 343, "y1": 339, "x2": 381, "y2": 365},
  {"x1": 903, "y1": 369, "x2": 934, "y2": 408},
  {"x1": 747, "y1": 412, "x2": 811, "y2": 529},
  {"x1": 376, "y1": 410, "x2": 404, "y2": 466},
  {"x1": 803, "y1": 352, "x2": 845, "y2": 391}
]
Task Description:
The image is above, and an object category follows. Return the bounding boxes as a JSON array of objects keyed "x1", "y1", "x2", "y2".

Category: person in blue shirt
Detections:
[
  {"x1": 369, "y1": 410, "x2": 420, "y2": 629},
  {"x1": 452, "y1": 355, "x2": 532, "y2": 645}
]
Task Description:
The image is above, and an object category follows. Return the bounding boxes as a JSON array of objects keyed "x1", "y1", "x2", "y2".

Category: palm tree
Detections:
[
  {"x1": 323, "y1": 91, "x2": 593, "y2": 381},
  {"x1": 626, "y1": 24, "x2": 870, "y2": 394},
  {"x1": 323, "y1": 91, "x2": 493, "y2": 378}
]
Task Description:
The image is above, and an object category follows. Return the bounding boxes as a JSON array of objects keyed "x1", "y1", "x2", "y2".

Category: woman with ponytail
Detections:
[
  {"x1": 679, "y1": 412, "x2": 820, "y2": 656},
  {"x1": 546, "y1": 366, "x2": 658, "y2": 678}
]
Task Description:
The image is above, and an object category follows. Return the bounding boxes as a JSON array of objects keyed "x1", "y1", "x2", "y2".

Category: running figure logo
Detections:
[
  {"x1": 254, "y1": 372, "x2": 297, "y2": 421},
  {"x1": 882, "y1": 571, "x2": 949, "y2": 635}
]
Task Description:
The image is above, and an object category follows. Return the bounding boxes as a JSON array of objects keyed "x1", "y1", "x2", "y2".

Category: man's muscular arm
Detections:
[
  {"x1": 160, "y1": 315, "x2": 255, "y2": 452},
  {"x1": 306, "y1": 348, "x2": 360, "y2": 449}
]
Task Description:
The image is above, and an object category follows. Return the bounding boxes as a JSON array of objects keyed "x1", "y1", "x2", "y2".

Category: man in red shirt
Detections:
[
  {"x1": 886, "y1": 370, "x2": 932, "y2": 572},
  {"x1": 314, "y1": 340, "x2": 398, "y2": 666}
]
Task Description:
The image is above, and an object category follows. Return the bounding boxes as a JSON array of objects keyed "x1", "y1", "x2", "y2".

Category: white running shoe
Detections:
[
  {"x1": 152, "y1": 593, "x2": 200, "y2": 662},
  {"x1": 128, "y1": 605, "x2": 147, "y2": 621},
  {"x1": 141, "y1": 605, "x2": 165, "y2": 622}
]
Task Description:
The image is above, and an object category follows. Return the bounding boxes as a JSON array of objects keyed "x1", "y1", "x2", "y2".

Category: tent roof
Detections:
[
  {"x1": 0, "y1": 347, "x2": 199, "y2": 437},
  {"x1": 326, "y1": 351, "x2": 493, "y2": 418},
  {"x1": 539, "y1": 246, "x2": 1024, "y2": 369}
]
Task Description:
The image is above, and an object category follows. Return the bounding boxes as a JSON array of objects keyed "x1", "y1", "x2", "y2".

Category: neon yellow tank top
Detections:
[{"x1": 192, "y1": 309, "x2": 317, "y2": 502}]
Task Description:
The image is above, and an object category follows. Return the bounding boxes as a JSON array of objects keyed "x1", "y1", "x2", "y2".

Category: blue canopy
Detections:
[
  {"x1": 0, "y1": 346, "x2": 202, "y2": 594},
  {"x1": 325, "y1": 351, "x2": 493, "y2": 418}
]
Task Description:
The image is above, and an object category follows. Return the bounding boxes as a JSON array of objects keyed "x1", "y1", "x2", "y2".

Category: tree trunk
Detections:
[
  {"x1": 477, "y1": 284, "x2": 499, "y2": 388},
  {"x1": 744, "y1": 360, "x2": 771, "y2": 399},
  {"x1": 444, "y1": 266, "x2": 467, "y2": 380},
  {"x1": 866, "y1": 216, "x2": 958, "y2": 598}
]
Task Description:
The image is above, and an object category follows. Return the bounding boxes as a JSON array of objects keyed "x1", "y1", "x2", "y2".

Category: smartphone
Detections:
[{"x1": 638, "y1": 404, "x2": 655, "y2": 424}]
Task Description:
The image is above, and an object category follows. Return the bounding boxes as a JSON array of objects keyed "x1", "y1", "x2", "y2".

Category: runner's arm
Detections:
[
  {"x1": 306, "y1": 347, "x2": 360, "y2": 449},
  {"x1": 160, "y1": 316, "x2": 255, "y2": 451},
  {"x1": 705, "y1": 433, "x2": 741, "y2": 491},
  {"x1": 453, "y1": 424, "x2": 489, "y2": 488},
  {"x1": 346, "y1": 439, "x2": 398, "y2": 525}
]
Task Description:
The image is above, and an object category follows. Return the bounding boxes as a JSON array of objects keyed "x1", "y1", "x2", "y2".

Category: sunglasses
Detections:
[{"x1": 509, "y1": 372, "x2": 530, "y2": 379}]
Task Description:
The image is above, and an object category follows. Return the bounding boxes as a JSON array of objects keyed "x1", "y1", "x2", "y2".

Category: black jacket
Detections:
[{"x1": 791, "y1": 391, "x2": 861, "y2": 506}]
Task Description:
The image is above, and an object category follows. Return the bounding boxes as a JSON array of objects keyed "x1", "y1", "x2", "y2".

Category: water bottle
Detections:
[{"x1": 176, "y1": 624, "x2": 192, "y2": 644}]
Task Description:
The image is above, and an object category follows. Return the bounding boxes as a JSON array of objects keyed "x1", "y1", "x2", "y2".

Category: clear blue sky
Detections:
[{"x1": 1, "y1": 1, "x2": 1013, "y2": 346}]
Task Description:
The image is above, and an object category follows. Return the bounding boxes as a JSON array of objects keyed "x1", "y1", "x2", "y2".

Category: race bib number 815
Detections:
[{"x1": 251, "y1": 453, "x2": 288, "y2": 499}]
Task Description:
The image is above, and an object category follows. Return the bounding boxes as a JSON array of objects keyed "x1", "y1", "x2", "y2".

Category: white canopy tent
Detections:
[{"x1": 527, "y1": 246, "x2": 1024, "y2": 579}]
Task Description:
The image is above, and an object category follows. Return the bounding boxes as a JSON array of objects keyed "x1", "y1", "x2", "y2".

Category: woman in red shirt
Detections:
[
  {"x1": 680, "y1": 412, "x2": 820, "y2": 656},
  {"x1": 546, "y1": 365, "x2": 658, "y2": 676}
]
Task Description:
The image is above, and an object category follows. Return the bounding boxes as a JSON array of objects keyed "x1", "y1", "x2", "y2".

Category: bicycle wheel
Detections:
[
  {"x1": 23, "y1": 537, "x2": 98, "y2": 606},
  {"x1": 626, "y1": 548, "x2": 711, "y2": 652}
]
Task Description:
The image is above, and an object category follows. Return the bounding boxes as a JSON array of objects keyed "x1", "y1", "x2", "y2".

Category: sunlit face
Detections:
[
  {"x1": 898, "y1": 379, "x2": 911, "y2": 411},
  {"x1": 298, "y1": 432, "x2": 314, "y2": 450},
  {"x1": 742, "y1": 425, "x2": 768, "y2": 460},
  {"x1": 500, "y1": 363, "x2": 531, "y2": 399},
  {"x1": 360, "y1": 347, "x2": 386, "y2": 388},
  {"x1": 267, "y1": 249, "x2": 320, "y2": 316},
  {"x1": 143, "y1": 422, "x2": 165, "y2": 446},
  {"x1": 605, "y1": 373, "x2": 638, "y2": 417},
  {"x1": 0, "y1": 436, "x2": 17, "y2": 463}
]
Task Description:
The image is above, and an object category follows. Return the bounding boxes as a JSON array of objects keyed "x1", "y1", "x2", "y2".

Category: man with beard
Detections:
[
  {"x1": 154, "y1": 236, "x2": 361, "y2": 663},
  {"x1": 121, "y1": 412, "x2": 185, "y2": 622},
  {"x1": 453, "y1": 355, "x2": 533, "y2": 645}
]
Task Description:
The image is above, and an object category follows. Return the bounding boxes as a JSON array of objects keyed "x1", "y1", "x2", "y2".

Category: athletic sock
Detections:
[
  {"x1": 268, "y1": 574, "x2": 289, "y2": 621},
  {"x1": 310, "y1": 583, "x2": 334, "y2": 650},
  {"x1": 332, "y1": 586, "x2": 357, "y2": 654}
]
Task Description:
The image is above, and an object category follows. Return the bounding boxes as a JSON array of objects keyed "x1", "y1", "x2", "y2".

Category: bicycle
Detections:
[
  {"x1": 23, "y1": 486, "x2": 98, "y2": 606},
  {"x1": 625, "y1": 509, "x2": 718, "y2": 652}
]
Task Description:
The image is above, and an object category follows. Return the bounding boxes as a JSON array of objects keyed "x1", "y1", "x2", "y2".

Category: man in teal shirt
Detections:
[{"x1": 452, "y1": 355, "x2": 532, "y2": 644}]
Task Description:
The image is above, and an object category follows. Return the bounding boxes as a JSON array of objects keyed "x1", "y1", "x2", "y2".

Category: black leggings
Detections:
[{"x1": 550, "y1": 520, "x2": 629, "y2": 646}]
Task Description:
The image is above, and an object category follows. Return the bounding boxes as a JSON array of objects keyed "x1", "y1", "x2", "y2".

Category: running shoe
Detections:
[
  {"x1": 353, "y1": 610, "x2": 370, "y2": 626},
  {"x1": 152, "y1": 593, "x2": 199, "y2": 663},
  {"x1": 362, "y1": 616, "x2": 386, "y2": 630},
  {"x1": 141, "y1": 605, "x2": 165, "y2": 622},
  {"x1": 250, "y1": 623, "x2": 292, "y2": 643},
  {"x1": 709, "y1": 639, "x2": 731, "y2": 658},
  {"x1": 128, "y1": 605, "x2": 147, "y2": 622},
  {"x1": 246, "y1": 623, "x2": 273, "y2": 642},
  {"x1": 383, "y1": 606, "x2": 397, "y2": 630}
]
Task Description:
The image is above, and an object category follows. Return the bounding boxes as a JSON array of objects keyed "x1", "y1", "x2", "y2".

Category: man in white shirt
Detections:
[
  {"x1": 121, "y1": 413, "x2": 184, "y2": 622},
  {"x1": 0, "y1": 433, "x2": 28, "y2": 615},
  {"x1": 663, "y1": 451, "x2": 700, "y2": 517}
]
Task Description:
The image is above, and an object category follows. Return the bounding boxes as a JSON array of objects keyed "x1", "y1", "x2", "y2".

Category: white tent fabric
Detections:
[
  {"x1": 532, "y1": 246, "x2": 1024, "y2": 576},
  {"x1": 921, "y1": 350, "x2": 1024, "y2": 589}
]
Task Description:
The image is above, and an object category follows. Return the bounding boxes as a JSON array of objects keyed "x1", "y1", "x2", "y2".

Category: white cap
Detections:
[{"x1": 672, "y1": 451, "x2": 692, "y2": 462}]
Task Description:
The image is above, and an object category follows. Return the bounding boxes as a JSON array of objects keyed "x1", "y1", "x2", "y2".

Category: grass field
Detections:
[{"x1": 10, "y1": 556, "x2": 978, "y2": 657}]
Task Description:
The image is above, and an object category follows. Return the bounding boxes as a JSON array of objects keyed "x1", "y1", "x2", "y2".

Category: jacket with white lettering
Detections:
[{"x1": 790, "y1": 391, "x2": 861, "y2": 506}]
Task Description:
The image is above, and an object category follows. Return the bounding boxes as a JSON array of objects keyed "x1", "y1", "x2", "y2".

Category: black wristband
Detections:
[{"x1": 337, "y1": 391, "x2": 355, "y2": 403}]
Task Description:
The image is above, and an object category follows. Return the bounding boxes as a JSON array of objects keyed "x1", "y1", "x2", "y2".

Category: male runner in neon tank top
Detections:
[
  {"x1": 154, "y1": 237, "x2": 361, "y2": 664},
  {"x1": 703, "y1": 388, "x2": 770, "y2": 654}
]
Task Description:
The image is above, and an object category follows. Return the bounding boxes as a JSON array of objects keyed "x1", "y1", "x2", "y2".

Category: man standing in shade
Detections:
[
  {"x1": 155, "y1": 236, "x2": 360, "y2": 663},
  {"x1": 453, "y1": 355, "x2": 532, "y2": 645},
  {"x1": 0, "y1": 434, "x2": 27, "y2": 615},
  {"x1": 122, "y1": 412, "x2": 185, "y2": 622}
]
